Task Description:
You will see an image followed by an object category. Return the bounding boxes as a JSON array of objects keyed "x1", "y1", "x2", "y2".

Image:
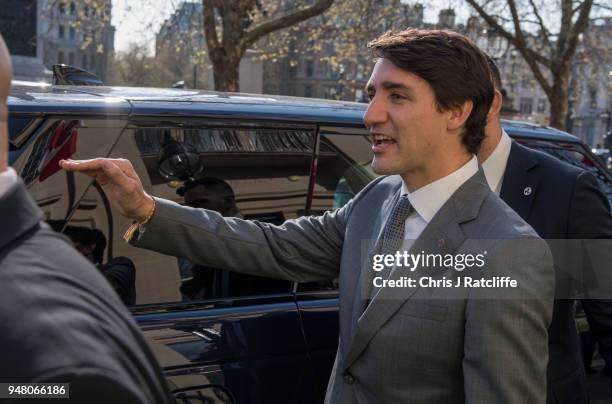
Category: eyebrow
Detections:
[{"x1": 365, "y1": 81, "x2": 415, "y2": 95}]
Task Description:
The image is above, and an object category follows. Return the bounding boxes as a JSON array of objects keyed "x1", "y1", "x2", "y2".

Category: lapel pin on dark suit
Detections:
[
  {"x1": 523, "y1": 186, "x2": 532, "y2": 196},
  {"x1": 437, "y1": 238, "x2": 445, "y2": 248}
]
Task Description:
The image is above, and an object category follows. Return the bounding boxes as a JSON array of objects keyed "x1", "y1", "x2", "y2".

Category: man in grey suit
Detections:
[{"x1": 62, "y1": 29, "x2": 554, "y2": 403}]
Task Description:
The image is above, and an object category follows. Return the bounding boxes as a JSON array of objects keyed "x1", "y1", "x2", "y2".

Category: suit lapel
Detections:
[
  {"x1": 500, "y1": 142, "x2": 540, "y2": 221},
  {"x1": 348, "y1": 187, "x2": 400, "y2": 341},
  {"x1": 342, "y1": 169, "x2": 489, "y2": 372}
]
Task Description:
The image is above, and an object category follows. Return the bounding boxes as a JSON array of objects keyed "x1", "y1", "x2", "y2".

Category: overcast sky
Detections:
[{"x1": 112, "y1": 0, "x2": 473, "y2": 54}]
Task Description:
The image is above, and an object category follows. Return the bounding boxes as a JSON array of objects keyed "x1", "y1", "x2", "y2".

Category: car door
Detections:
[{"x1": 110, "y1": 116, "x2": 323, "y2": 403}]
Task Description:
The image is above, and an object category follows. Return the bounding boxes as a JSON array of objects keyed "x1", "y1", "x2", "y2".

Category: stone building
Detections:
[
  {"x1": 38, "y1": 0, "x2": 115, "y2": 81},
  {"x1": 0, "y1": 0, "x2": 50, "y2": 82}
]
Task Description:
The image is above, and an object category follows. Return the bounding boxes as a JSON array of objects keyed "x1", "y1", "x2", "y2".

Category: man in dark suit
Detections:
[
  {"x1": 478, "y1": 57, "x2": 612, "y2": 404},
  {"x1": 0, "y1": 35, "x2": 173, "y2": 403}
]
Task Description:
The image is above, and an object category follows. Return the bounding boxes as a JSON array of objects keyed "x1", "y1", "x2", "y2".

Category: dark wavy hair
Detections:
[{"x1": 368, "y1": 29, "x2": 495, "y2": 154}]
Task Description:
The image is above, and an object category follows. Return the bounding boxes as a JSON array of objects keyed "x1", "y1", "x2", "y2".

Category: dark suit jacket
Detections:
[
  {"x1": 501, "y1": 141, "x2": 612, "y2": 404},
  {"x1": 0, "y1": 180, "x2": 173, "y2": 404}
]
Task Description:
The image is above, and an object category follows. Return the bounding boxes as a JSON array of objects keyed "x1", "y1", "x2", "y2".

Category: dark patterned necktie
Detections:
[{"x1": 364, "y1": 195, "x2": 414, "y2": 308}]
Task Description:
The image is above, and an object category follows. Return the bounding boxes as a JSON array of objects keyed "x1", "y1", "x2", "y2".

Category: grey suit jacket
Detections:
[{"x1": 133, "y1": 169, "x2": 554, "y2": 404}]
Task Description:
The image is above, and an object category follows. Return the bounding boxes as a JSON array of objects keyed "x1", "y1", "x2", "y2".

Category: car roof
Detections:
[
  {"x1": 8, "y1": 82, "x2": 365, "y2": 126},
  {"x1": 8, "y1": 82, "x2": 581, "y2": 143},
  {"x1": 501, "y1": 119, "x2": 580, "y2": 143}
]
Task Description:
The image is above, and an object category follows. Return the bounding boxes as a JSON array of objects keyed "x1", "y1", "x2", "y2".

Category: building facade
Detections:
[
  {"x1": 569, "y1": 17, "x2": 611, "y2": 147},
  {"x1": 0, "y1": 0, "x2": 50, "y2": 82},
  {"x1": 39, "y1": 0, "x2": 115, "y2": 81}
]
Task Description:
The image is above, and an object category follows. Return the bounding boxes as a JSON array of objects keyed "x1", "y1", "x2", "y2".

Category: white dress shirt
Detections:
[
  {"x1": 481, "y1": 129, "x2": 512, "y2": 195},
  {"x1": 400, "y1": 155, "x2": 479, "y2": 243},
  {"x1": 0, "y1": 167, "x2": 18, "y2": 199}
]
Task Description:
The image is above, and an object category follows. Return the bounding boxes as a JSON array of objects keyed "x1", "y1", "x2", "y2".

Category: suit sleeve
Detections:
[
  {"x1": 568, "y1": 171, "x2": 612, "y2": 373},
  {"x1": 130, "y1": 196, "x2": 354, "y2": 283},
  {"x1": 463, "y1": 237, "x2": 554, "y2": 404}
]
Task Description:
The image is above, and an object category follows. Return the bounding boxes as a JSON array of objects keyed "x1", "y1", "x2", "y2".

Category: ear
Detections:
[
  {"x1": 447, "y1": 99, "x2": 473, "y2": 132},
  {"x1": 487, "y1": 89, "x2": 503, "y2": 123}
]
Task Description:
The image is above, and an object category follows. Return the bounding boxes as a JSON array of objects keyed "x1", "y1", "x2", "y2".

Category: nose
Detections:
[{"x1": 363, "y1": 94, "x2": 387, "y2": 129}]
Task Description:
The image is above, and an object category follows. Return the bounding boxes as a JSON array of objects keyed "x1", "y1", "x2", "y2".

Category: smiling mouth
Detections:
[{"x1": 372, "y1": 134, "x2": 396, "y2": 145}]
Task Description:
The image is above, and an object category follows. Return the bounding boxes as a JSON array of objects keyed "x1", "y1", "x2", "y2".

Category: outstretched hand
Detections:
[{"x1": 59, "y1": 158, "x2": 154, "y2": 222}]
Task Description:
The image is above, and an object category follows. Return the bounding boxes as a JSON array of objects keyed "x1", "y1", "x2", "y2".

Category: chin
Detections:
[{"x1": 371, "y1": 160, "x2": 400, "y2": 176}]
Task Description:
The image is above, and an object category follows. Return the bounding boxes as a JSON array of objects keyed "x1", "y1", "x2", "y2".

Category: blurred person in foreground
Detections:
[
  {"x1": 61, "y1": 29, "x2": 554, "y2": 403},
  {"x1": 479, "y1": 56, "x2": 612, "y2": 403},
  {"x1": 0, "y1": 35, "x2": 172, "y2": 403}
]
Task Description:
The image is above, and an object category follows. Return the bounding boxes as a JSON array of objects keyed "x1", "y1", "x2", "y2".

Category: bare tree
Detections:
[
  {"x1": 202, "y1": 0, "x2": 334, "y2": 91},
  {"x1": 107, "y1": 44, "x2": 176, "y2": 87},
  {"x1": 464, "y1": 0, "x2": 596, "y2": 129}
]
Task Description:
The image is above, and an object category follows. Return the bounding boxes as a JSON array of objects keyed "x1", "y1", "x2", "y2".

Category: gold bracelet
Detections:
[{"x1": 123, "y1": 198, "x2": 156, "y2": 242}]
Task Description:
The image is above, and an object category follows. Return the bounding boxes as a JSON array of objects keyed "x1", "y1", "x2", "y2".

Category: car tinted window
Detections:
[
  {"x1": 11, "y1": 116, "x2": 124, "y2": 225},
  {"x1": 104, "y1": 120, "x2": 317, "y2": 305},
  {"x1": 299, "y1": 129, "x2": 376, "y2": 293}
]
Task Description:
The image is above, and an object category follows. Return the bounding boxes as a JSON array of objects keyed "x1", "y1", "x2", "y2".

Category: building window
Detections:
[
  {"x1": 58, "y1": 51, "x2": 65, "y2": 64},
  {"x1": 304, "y1": 85, "x2": 312, "y2": 98},
  {"x1": 355, "y1": 89, "x2": 364, "y2": 102},
  {"x1": 90, "y1": 54, "x2": 96, "y2": 69},
  {"x1": 82, "y1": 54, "x2": 88, "y2": 69},
  {"x1": 306, "y1": 60, "x2": 314, "y2": 77},
  {"x1": 520, "y1": 97, "x2": 533, "y2": 115},
  {"x1": 59, "y1": 2, "x2": 66, "y2": 14},
  {"x1": 84, "y1": 5, "x2": 89, "y2": 16},
  {"x1": 70, "y1": 2, "x2": 76, "y2": 15},
  {"x1": 537, "y1": 98, "x2": 547, "y2": 113},
  {"x1": 69, "y1": 26, "x2": 76, "y2": 39},
  {"x1": 59, "y1": 25, "x2": 65, "y2": 39},
  {"x1": 68, "y1": 52, "x2": 75, "y2": 66},
  {"x1": 590, "y1": 89, "x2": 598, "y2": 108},
  {"x1": 521, "y1": 75, "x2": 529, "y2": 89}
]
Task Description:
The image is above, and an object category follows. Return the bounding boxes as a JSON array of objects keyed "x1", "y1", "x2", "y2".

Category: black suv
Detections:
[{"x1": 8, "y1": 80, "x2": 612, "y2": 403}]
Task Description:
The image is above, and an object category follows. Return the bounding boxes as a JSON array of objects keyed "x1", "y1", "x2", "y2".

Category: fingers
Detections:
[
  {"x1": 60, "y1": 158, "x2": 136, "y2": 191},
  {"x1": 60, "y1": 158, "x2": 109, "y2": 173}
]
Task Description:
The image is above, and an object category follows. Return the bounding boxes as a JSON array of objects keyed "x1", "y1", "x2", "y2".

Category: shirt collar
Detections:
[
  {"x1": 481, "y1": 129, "x2": 512, "y2": 194},
  {"x1": 401, "y1": 155, "x2": 479, "y2": 223},
  {"x1": 0, "y1": 167, "x2": 18, "y2": 199}
]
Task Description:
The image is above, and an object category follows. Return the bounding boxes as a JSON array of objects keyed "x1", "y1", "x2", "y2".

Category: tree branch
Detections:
[
  {"x1": 527, "y1": 0, "x2": 553, "y2": 49},
  {"x1": 465, "y1": 0, "x2": 553, "y2": 96},
  {"x1": 202, "y1": 0, "x2": 220, "y2": 53},
  {"x1": 593, "y1": 2, "x2": 612, "y2": 11},
  {"x1": 562, "y1": 0, "x2": 594, "y2": 67},
  {"x1": 243, "y1": 0, "x2": 333, "y2": 51}
]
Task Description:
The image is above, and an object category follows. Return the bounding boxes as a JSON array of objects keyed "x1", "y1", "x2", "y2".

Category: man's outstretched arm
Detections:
[{"x1": 60, "y1": 157, "x2": 353, "y2": 283}]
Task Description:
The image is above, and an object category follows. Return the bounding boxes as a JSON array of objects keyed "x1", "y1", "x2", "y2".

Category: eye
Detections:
[
  {"x1": 367, "y1": 91, "x2": 375, "y2": 101},
  {"x1": 390, "y1": 93, "x2": 407, "y2": 102}
]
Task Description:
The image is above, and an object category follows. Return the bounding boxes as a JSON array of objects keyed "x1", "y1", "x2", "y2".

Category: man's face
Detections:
[
  {"x1": 184, "y1": 185, "x2": 230, "y2": 215},
  {"x1": 364, "y1": 58, "x2": 451, "y2": 177}
]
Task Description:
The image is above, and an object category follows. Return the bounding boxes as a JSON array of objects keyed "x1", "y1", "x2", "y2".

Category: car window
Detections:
[
  {"x1": 99, "y1": 120, "x2": 318, "y2": 305},
  {"x1": 10, "y1": 116, "x2": 136, "y2": 301},
  {"x1": 11, "y1": 116, "x2": 124, "y2": 227},
  {"x1": 298, "y1": 129, "x2": 376, "y2": 293},
  {"x1": 521, "y1": 138, "x2": 612, "y2": 207}
]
